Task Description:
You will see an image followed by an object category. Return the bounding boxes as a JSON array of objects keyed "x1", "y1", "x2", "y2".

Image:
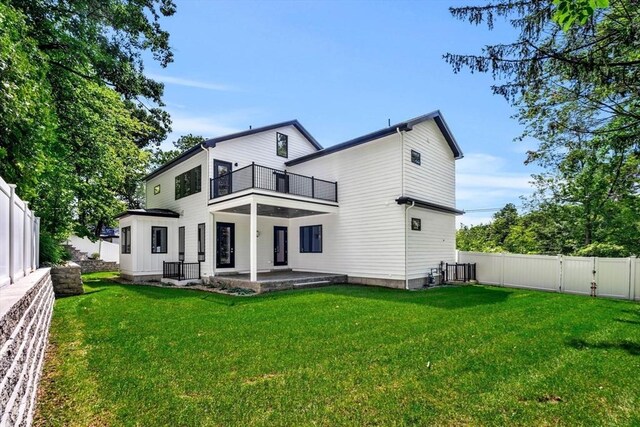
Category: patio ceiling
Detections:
[{"x1": 218, "y1": 203, "x2": 328, "y2": 218}]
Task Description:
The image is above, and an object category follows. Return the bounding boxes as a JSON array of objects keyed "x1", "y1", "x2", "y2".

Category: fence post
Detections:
[
  {"x1": 500, "y1": 253, "x2": 505, "y2": 286},
  {"x1": 23, "y1": 202, "x2": 29, "y2": 276},
  {"x1": 8, "y1": 184, "x2": 16, "y2": 284},
  {"x1": 557, "y1": 254, "x2": 563, "y2": 293},
  {"x1": 628, "y1": 257, "x2": 633, "y2": 301},
  {"x1": 33, "y1": 217, "x2": 39, "y2": 269}
]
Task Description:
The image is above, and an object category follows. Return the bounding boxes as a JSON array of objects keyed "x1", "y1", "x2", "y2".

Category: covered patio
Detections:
[{"x1": 208, "y1": 192, "x2": 339, "y2": 283}]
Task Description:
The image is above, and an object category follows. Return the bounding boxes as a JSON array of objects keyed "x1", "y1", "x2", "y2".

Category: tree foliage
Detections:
[
  {"x1": 446, "y1": 0, "x2": 639, "y2": 257},
  {"x1": 0, "y1": 0, "x2": 175, "y2": 261},
  {"x1": 148, "y1": 134, "x2": 206, "y2": 171}
]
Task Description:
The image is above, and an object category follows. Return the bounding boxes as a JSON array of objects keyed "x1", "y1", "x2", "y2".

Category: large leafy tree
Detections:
[
  {"x1": 0, "y1": 0, "x2": 176, "y2": 260},
  {"x1": 148, "y1": 134, "x2": 206, "y2": 171},
  {"x1": 446, "y1": 0, "x2": 640, "y2": 256}
]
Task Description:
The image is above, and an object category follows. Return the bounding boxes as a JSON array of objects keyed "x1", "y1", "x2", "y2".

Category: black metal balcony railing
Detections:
[
  {"x1": 163, "y1": 261, "x2": 201, "y2": 281},
  {"x1": 210, "y1": 163, "x2": 338, "y2": 202}
]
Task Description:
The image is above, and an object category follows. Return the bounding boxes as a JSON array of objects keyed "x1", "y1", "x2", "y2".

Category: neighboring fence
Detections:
[
  {"x1": 458, "y1": 251, "x2": 640, "y2": 300},
  {"x1": 0, "y1": 176, "x2": 40, "y2": 288},
  {"x1": 66, "y1": 235, "x2": 119, "y2": 263}
]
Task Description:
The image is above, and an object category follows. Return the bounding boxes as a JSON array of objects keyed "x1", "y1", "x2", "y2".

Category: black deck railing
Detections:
[
  {"x1": 210, "y1": 163, "x2": 338, "y2": 202},
  {"x1": 443, "y1": 262, "x2": 477, "y2": 283},
  {"x1": 163, "y1": 261, "x2": 201, "y2": 281}
]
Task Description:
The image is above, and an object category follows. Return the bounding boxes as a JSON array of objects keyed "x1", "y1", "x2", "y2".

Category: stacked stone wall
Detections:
[{"x1": 0, "y1": 269, "x2": 54, "y2": 426}]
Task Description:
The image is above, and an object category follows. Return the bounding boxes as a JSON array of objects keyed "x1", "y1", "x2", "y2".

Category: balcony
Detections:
[{"x1": 210, "y1": 163, "x2": 338, "y2": 203}]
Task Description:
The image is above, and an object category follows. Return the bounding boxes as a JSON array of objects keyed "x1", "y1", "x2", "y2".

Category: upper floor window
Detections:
[
  {"x1": 276, "y1": 132, "x2": 288, "y2": 158},
  {"x1": 411, "y1": 150, "x2": 421, "y2": 165},
  {"x1": 121, "y1": 226, "x2": 131, "y2": 254},
  {"x1": 300, "y1": 225, "x2": 322, "y2": 253},
  {"x1": 151, "y1": 226, "x2": 168, "y2": 253},
  {"x1": 175, "y1": 165, "x2": 202, "y2": 199}
]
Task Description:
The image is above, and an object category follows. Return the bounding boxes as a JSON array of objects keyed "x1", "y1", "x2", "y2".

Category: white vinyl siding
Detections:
[
  {"x1": 145, "y1": 152, "x2": 211, "y2": 273},
  {"x1": 206, "y1": 125, "x2": 319, "y2": 178},
  {"x1": 403, "y1": 120, "x2": 456, "y2": 207},
  {"x1": 288, "y1": 134, "x2": 406, "y2": 280},
  {"x1": 406, "y1": 208, "x2": 456, "y2": 280}
]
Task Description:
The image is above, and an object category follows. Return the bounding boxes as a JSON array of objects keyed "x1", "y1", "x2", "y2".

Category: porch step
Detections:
[{"x1": 293, "y1": 280, "x2": 331, "y2": 289}]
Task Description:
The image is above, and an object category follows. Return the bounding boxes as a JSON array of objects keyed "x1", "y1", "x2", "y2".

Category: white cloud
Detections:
[
  {"x1": 148, "y1": 73, "x2": 235, "y2": 91},
  {"x1": 456, "y1": 152, "x2": 536, "y2": 227}
]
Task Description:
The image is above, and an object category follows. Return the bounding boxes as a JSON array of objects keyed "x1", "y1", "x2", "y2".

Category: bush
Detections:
[
  {"x1": 89, "y1": 252, "x2": 100, "y2": 260},
  {"x1": 40, "y1": 233, "x2": 71, "y2": 265},
  {"x1": 575, "y1": 242, "x2": 628, "y2": 258}
]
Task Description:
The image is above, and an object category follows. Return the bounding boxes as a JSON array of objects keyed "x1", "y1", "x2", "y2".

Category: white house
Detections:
[{"x1": 117, "y1": 111, "x2": 464, "y2": 290}]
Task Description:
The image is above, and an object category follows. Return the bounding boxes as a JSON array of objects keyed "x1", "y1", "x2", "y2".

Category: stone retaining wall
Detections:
[
  {"x1": 50, "y1": 263, "x2": 84, "y2": 297},
  {"x1": 77, "y1": 260, "x2": 118, "y2": 274},
  {"x1": 0, "y1": 269, "x2": 54, "y2": 426}
]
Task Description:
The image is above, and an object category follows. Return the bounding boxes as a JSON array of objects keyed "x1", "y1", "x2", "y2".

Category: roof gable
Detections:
[
  {"x1": 144, "y1": 120, "x2": 321, "y2": 181},
  {"x1": 286, "y1": 110, "x2": 463, "y2": 167}
]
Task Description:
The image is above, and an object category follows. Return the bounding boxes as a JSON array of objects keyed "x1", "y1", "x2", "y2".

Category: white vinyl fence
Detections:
[
  {"x1": 458, "y1": 251, "x2": 640, "y2": 301},
  {"x1": 66, "y1": 235, "x2": 119, "y2": 263},
  {"x1": 0, "y1": 175, "x2": 40, "y2": 288}
]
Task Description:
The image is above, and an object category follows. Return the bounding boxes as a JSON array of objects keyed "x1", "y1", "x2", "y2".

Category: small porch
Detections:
[
  {"x1": 209, "y1": 192, "x2": 339, "y2": 284},
  {"x1": 208, "y1": 270, "x2": 347, "y2": 293}
]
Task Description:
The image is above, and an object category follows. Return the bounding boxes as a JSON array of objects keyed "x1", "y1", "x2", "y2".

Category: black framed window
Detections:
[
  {"x1": 175, "y1": 165, "x2": 202, "y2": 199},
  {"x1": 151, "y1": 226, "x2": 168, "y2": 253},
  {"x1": 411, "y1": 149, "x2": 421, "y2": 165},
  {"x1": 197, "y1": 223, "x2": 205, "y2": 262},
  {"x1": 300, "y1": 225, "x2": 322, "y2": 253},
  {"x1": 276, "y1": 132, "x2": 288, "y2": 158},
  {"x1": 121, "y1": 226, "x2": 131, "y2": 254},
  {"x1": 178, "y1": 226, "x2": 185, "y2": 261},
  {"x1": 411, "y1": 218, "x2": 422, "y2": 231}
]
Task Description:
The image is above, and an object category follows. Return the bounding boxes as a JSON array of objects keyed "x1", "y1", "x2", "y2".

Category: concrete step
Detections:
[{"x1": 293, "y1": 280, "x2": 332, "y2": 289}]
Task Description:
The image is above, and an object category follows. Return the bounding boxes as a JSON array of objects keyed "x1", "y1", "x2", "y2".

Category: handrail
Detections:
[{"x1": 209, "y1": 163, "x2": 338, "y2": 202}]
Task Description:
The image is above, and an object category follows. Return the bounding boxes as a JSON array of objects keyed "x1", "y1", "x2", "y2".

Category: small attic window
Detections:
[
  {"x1": 411, "y1": 150, "x2": 421, "y2": 165},
  {"x1": 276, "y1": 132, "x2": 288, "y2": 158}
]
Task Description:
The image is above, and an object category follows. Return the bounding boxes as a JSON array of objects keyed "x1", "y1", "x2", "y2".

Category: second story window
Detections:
[
  {"x1": 411, "y1": 150, "x2": 421, "y2": 165},
  {"x1": 276, "y1": 132, "x2": 288, "y2": 158},
  {"x1": 175, "y1": 165, "x2": 202, "y2": 199}
]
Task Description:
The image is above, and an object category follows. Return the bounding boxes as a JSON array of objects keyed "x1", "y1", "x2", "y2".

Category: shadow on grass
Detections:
[
  {"x1": 566, "y1": 338, "x2": 640, "y2": 356},
  {"x1": 314, "y1": 284, "x2": 513, "y2": 309}
]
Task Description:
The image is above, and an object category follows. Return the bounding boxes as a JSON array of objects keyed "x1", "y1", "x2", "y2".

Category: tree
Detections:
[
  {"x1": 149, "y1": 134, "x2": 205, "y2": 170},
  {"x1": 446, "y1": 0, "x2": 640, "y2": 257},
  {"x1": 0, "y1": 1, "x2": 177, "y2": 260}
]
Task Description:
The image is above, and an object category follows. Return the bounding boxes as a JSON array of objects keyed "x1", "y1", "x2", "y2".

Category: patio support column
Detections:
[{"x1": 250, "y1": 200, "x2": 258, "y2": 282}]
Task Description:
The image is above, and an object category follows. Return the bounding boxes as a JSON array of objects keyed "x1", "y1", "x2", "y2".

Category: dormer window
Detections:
[{"x1": 276, "y1": 132, "x2": 288, "y2": 158}]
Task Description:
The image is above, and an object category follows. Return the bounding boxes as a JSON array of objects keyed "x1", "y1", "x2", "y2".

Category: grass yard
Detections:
[{"x1": 35, "y1": 273, "x2": 640, "y2": 426}]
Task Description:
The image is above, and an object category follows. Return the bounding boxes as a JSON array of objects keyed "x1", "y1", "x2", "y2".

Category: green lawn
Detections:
[{"x1": 35, "y1": 273, "x2": 640, "y2": 426}]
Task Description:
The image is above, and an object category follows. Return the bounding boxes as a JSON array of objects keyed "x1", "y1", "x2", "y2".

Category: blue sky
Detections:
[{"x1": 147, "y1": 0, "x2": 540, "y2": 226}]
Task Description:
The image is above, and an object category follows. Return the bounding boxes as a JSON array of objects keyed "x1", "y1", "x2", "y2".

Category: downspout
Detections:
[
  {"x1": 396, "y1": 126, "x2": 411, "y2": 290},
  {"x1": 405, "y1": 201, "x2": 415, "y2": 290}
]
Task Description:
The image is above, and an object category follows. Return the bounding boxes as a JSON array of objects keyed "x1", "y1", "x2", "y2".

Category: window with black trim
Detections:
[
  {"x1": 151, "y1": 226, "x2": 168, "y2": 253},
  {"x1": 197, "y1": 223, "x2": 205, "y2": 262},
  {"x1": 411, "y1": 218, "x2": 422, "y2": 231},
  {"x1": 411, "y1": 150, "x2": 421, "y2": 165},
  {"x1": 121, "y1": 226, "x2": 131, "y2": 254},
  {"x1": 178, "y1": 226, "x2": 185, "y2": 261},
  {"x1": 175, "y1": 165, "x2": 202, "y2": 199},
  {"x1": 276, "y1": 132, "x2": 288, "y2": 158},
  {"x1": 300, "y1": 225, "x2": 322, "y2": 253}
]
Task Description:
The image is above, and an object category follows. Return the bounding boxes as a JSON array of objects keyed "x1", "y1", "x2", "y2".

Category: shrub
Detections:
[
  {"x1": 89, "y1": 252, "x2": 100, "y2": 260},
  {"x1": 40, "y1": 233, "x2": 71, "y2": 264}
]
